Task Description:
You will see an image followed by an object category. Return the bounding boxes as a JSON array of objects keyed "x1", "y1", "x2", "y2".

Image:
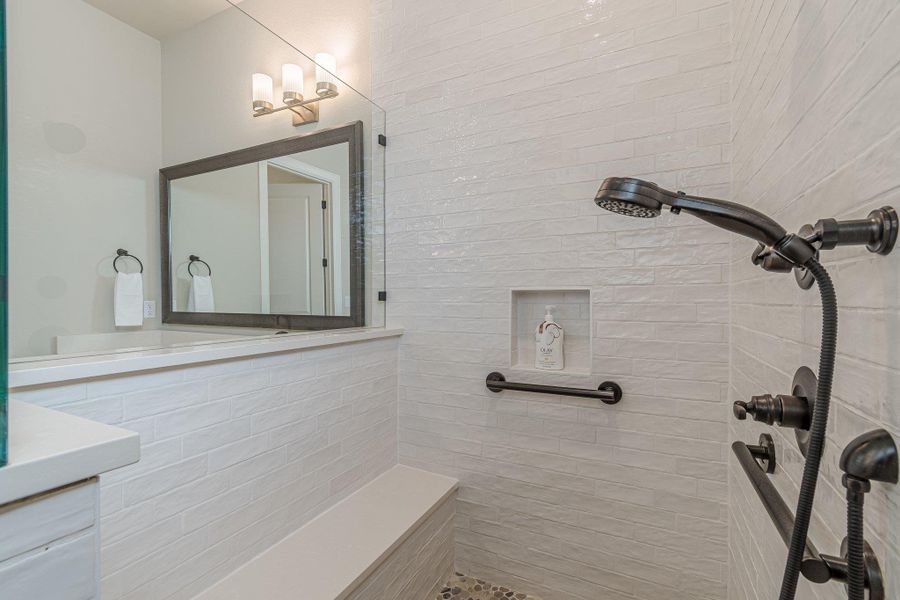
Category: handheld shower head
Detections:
[
  {"x1": 595, "y1": 177, "x2": 790, "y2": 247},
  {"x1": 594, "y1": 178, "x2": 665, "y2": 218},
  {"x1": 595, "y1": 176, "x2": 898, "y2": 275}
]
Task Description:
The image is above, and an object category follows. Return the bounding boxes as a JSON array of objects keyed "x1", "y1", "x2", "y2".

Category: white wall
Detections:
[
  {"x1": 7, "y1": 0, "x2": 162, "y2": 358},
  {"x1": 729, "y1": 1, "x2": 900, "y2": 598},
  {"x1": 10, "y1": 337, "x2": 399, "y2": 600},
  {"x1": 374, "y1": 0, "x2": 733, "y2": 598}
]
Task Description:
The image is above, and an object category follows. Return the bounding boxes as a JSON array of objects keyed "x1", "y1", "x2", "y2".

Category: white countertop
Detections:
[
  {"x1": 0, "y1": 401, "x2": 140, "y2": 505},
  {"x1": 9, "y1": 327, "x2": 404, "y2": 388}
]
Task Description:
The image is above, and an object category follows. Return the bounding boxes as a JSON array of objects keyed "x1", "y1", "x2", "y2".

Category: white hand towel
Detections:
[
  {"x1": 188, "y1": 275, "x2": 215, "y2": 312},
  {"x1": 114, "y1": 272, "x2": 144, "y2": 327}
]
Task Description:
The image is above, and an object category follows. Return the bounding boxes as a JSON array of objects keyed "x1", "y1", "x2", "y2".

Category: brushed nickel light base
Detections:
[{"x1": 252, "y1": 88, "x2": 338, "y2": 126}]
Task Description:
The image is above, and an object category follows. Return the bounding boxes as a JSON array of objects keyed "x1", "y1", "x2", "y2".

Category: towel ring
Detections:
[
  {"x1": 188, "y1": 255, "x2": 212, "y2": 277},
  {"x1": 113, "y1": 249, "x2": 143, "y2": 273}
]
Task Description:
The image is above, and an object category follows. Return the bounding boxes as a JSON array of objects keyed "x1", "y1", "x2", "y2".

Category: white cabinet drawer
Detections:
[
  {"x1": 0, "y1": 529, "x2": 98, "y2": 600},
  {"x1": 0, "y1": 479, "x2": 97, "y2": 562}
]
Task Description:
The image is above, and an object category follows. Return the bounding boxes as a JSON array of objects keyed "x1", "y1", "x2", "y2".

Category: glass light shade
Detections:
[
  {"x1": 281, "y1": 63, "x2": 304, "y2": 103},
  {"x1": 252, "y1": 73, "x2": 274, "y2": 112},
  {"x1": 314, "y1": 53, "x2": 337, "y2": 96}
]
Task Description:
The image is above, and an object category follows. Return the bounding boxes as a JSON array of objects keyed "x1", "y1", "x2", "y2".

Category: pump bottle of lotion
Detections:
[{"x1": 535, "y1": 305, "x2": 564, "y2": 370}]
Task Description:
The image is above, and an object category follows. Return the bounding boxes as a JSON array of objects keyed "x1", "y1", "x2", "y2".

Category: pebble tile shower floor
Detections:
[{"x1": 436, "y1": 574, "x2": 540, "y2": 600}]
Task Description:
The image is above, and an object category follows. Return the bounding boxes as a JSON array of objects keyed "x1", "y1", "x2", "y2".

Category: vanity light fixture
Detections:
[
  {"x1": 251, "y1": 73, "x2": 274, "y2": 113},
  {"x1": 251, "y1": 55, "x2": 339, "y2": 126},
  {"x1": 281, "y1": 63, "x2": 304, "y2": 104},
  {"x1": 314, "y1": 53, "x2": 338, "y2": 96}
]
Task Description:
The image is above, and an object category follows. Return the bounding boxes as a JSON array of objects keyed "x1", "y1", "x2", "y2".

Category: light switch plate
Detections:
[{"x1": 143, "y1": 301, "x2": 156, "y2": 319}]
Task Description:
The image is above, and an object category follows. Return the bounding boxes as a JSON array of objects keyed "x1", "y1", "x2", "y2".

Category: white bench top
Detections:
[{"x1": 192, "y1": 464, "x2": 458, "y2": 600}]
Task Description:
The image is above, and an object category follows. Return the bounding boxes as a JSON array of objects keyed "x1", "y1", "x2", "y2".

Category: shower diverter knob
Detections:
[{"x1": 733, "y1": 393, "x2": 811, "y2": 430}]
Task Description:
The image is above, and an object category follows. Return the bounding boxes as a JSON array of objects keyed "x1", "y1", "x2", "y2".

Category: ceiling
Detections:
[{"x1": 83, "y1": 0, "x2": 241, "y2": 40}]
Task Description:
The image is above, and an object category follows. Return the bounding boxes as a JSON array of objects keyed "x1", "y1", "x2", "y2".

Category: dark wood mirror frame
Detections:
[{"x1": 159, "y1": 121, "x2": 365, "y2": 330}]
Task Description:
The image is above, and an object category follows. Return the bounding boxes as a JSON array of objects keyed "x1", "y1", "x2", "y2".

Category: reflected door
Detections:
[{"x1": 266, "y1": 175, "x2": 329, "y2": 315}]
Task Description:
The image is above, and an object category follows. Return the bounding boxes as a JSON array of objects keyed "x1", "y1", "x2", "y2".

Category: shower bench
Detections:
[{"x1": 191, "y1": 465, "x2": 458, "y2": 600}]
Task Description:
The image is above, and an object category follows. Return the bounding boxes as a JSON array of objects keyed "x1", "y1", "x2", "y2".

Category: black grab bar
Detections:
[
  {"x1": 732, "y1": 441, "x2": 871, "y2": 588},
  {"x1": 485, "y1": 372, "x2": 622, "y2": 404}
]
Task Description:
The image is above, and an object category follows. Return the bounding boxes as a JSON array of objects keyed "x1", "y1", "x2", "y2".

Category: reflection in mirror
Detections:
[
  {"x1": 170, "y1": 144, "x2": 349, "y2": 316},
  {"x1": 162, "y1": 123, "x2": 364, "y2": 330}
]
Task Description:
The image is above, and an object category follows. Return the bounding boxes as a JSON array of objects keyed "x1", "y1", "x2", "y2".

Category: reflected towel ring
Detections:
[
  {"x1": 113, "y1": 248, "x2": 144, "y2": 273},
  {"x1": 188, "y1": 255, "x2": 212, "y2": 277}
]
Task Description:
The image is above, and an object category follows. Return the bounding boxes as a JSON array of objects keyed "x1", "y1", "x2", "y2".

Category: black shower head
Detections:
[
  {"x1": 595, "y1": 177, "x2": 789, "y2": 247},
  {"x1": 594, "y1": 178, "x2": 667, "y2": 218}
]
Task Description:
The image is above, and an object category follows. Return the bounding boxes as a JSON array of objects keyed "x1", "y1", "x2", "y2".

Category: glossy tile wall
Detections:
[
  {"x1": 9, "y1": 337, "x2": 398, "y2": 600},
  {"x1": 374, "y1": 1, "x2": 733, "y2": 598},
  {"x1": 728, "y1": 1, "x2": 900, "y2": 598}
]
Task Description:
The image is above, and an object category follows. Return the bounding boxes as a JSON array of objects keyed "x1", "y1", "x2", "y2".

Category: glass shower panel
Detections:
[
  {"x1": 1, "y1": 0, "x2": 8, "y2": 467},
  {"x1": 6, "y1": 0, "x2": 385, "y2": 365}
]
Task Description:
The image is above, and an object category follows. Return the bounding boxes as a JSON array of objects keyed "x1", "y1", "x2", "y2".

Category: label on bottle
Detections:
[{"x1": 535, "y1": 323, "x2": 564, "y2": 370}]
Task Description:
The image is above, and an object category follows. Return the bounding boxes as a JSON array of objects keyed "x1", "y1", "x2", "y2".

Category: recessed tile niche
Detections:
[{"x1": 510, "y1": 288, "x2": 591, "y2": 375}]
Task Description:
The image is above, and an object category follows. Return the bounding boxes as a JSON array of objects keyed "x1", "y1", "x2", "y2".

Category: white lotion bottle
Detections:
[{"x1": 535, "y1": 305, "x2": 564, "y2": 370}]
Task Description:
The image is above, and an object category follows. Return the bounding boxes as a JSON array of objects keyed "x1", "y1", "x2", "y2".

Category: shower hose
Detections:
[
  {"x1": 846, "y1": 487, "x2": 866, "y2": 600},
  {"x1": 778, "y1": 258, "x2": 837, "y2": 600}
]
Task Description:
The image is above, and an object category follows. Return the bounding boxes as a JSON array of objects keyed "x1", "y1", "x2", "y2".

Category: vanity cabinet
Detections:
[{"x1": 0, "y1": 479, "x2": 100, "y2": 600}]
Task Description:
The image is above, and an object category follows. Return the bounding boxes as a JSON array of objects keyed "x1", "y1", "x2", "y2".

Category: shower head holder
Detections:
[
  {"x1": 793, "y1": 207, "x2": 898, "y2": 288},
  {"x1": 840, "y1": 429, "x2": 898, "y2": 487},
  {"x1": 806, "y1": 208, "x2": 898, "y2": 255}
]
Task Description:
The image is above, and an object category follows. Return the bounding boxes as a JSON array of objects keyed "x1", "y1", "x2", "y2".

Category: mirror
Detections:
[{"x1": 162, "y1": 122, "x2": 365, "y2": 330}]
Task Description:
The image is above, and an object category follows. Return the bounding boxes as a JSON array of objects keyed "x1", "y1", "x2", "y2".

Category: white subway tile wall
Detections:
[
  {"x1": 729, "y1": 1, "x2": 900, "y2": 599},
  {"x1": 373, "y1": 0, "x2": 732, "y2": 598},
  {"x1": 9, "y1": 337, "x2": 399, "y2": 600}
]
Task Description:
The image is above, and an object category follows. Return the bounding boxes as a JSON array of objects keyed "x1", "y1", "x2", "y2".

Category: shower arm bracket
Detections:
[{"x1": 749, "y1": 207, "x2": 898, "y2": 288}]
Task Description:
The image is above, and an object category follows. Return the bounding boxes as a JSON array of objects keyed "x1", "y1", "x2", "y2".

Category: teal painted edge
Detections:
[{"x1": 0, "y1": 0, "x2": 8, "y2": 467}]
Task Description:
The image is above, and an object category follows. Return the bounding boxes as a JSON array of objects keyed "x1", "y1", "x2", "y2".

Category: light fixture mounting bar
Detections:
[{"x1": 253, "y1": 89, "x2": 339, "y2": 126}]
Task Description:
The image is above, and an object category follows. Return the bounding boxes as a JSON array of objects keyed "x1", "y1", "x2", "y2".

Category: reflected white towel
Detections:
[
  {"x1": 188, "y1": 275, "x2": 215, "y2": 312},
  {"x1": 114, "y1": 272, "x2": 144, "y2": 327}
]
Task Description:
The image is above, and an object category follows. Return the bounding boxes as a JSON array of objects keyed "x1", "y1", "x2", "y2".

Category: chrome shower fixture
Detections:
[{"x1": 594, "y1": 177, "x2": 898, "y2": 281}]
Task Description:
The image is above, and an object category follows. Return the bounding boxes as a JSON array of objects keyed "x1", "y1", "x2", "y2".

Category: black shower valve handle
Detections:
[
  {"x1": 733, "y1": 393, "x2": 811, "y2": 430},
  {"x1": 734, "y1": 396, "x2": 779, "y2": 424}
]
